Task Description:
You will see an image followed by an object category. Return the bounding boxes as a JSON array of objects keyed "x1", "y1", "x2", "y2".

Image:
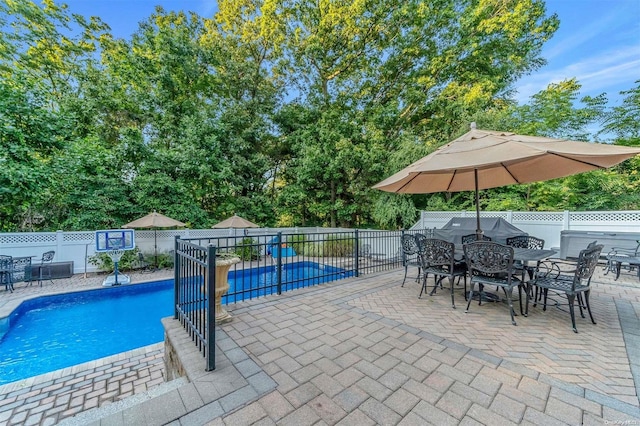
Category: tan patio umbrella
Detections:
[
  {"x1": 212, "y1": 214, "x2": 259, "y2": 229},
  {"x1": 374, "y1": 123, "x2": 640, "y2": 237},
  {"x1": 123, "y1": 211, "x2": 186, "y2": 267}
]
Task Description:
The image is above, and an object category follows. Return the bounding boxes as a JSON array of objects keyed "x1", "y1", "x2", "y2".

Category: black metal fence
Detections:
[
  {"x1": 173, "y1": 238, "x2": 217, "y2": 370},
  {"x1": 173, "y1": 228, "x2": 433, "y2": 370}
]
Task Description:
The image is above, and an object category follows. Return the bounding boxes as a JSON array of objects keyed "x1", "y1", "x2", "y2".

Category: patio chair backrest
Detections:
[
  {"x1": 41, "y1": 251, "x2": 55, "y2": 264},
  {"x1": 461, "y1": 234, "x2": 492, "y2": 244},
  {"x1": 463, "y1": 241, "x2": 514, "y2": 276},
  {"x1": 506, "y1": 235, "x2": 544, "y2": 250},
  {"x1": 401, "y1": 234, "x2": 419, "y2": 257},
  {"x1": 418, "y1": 238, "x2": 456, "y2": 269},
  {"x1": 0, "y1": 255, "x2": 12, "y2": 273},
  {"x1": 572, "y1": 244, "x2": 604, "y2": 290},
  {"x1": 414, "y1": 233, "x2": 430, "y2": 254}
]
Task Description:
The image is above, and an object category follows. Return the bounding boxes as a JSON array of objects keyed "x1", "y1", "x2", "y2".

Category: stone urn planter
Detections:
[{"x1": 212, "y1": 255, "x2": 240, "y2": 323}]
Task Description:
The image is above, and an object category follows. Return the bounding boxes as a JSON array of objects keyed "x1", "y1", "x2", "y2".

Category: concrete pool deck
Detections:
[{"x1": 1, "y1": 264, "x2": 640, "y2": 424}]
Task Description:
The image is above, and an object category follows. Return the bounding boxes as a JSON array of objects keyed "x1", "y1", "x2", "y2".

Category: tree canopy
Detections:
[{"x1": 0, "y1": 0, "x2": 638, "y2": 232}]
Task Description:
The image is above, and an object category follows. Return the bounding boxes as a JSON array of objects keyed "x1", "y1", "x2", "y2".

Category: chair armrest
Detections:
[
  {"x1": 536, "y1": 258, "x2": 577, "y2": 279},
  {"x1": 609, "y1": 241, "x2": 640, "y2": 257},
  {"x1": 608, "y1": 248, "x2": 638, "y2": 257}
]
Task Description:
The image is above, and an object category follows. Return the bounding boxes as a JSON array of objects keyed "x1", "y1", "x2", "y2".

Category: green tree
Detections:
[
  {"x1": 0, "y1": 0, "x2": 113, "y2": 230},
  {"x1": 459, "y1": 78, "x2": 639, "y2": 211},
  {"x1": 0, "y1": 78, "x2": 67, "y2": 230},
  {"x1": 601, "y1": 81, "x2": 640, "y2": 145},
  {"x1": 273, "y1": 0, "x2": 558, "y2": 228}
]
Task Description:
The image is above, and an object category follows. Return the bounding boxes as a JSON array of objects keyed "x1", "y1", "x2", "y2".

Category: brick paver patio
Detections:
[{"x1": 0, "y1": 263, "x2": 639, "y2": 424}]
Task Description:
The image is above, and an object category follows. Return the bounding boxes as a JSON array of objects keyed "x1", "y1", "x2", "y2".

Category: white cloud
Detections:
[
  {"x1": 515, "y1": 44, "x2": 640, "y2": 103},
  {"x1": 515, "y1": 0, "x2": 640, "y2": 104},
  {"x1": 543, "y1": 8, "x2": 620, "y2": 61}
]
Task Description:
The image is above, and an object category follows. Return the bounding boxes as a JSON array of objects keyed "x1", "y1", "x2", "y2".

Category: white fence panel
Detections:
[
  {"x1": 416, "y1": 210, "x2": 640, "y2": 250},
  {"x1": 1, "y1": 213, "x2": 638, "y2": 275},
  {"x1": 0, "y1": 227, "x2": 361, "y2": 275}
]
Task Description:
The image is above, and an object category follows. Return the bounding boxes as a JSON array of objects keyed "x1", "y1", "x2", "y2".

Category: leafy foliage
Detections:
[
  {"x1": 234, "y1": 237, "x2": 260, "y2": 261},
  {"x1": 0, "y1": 0, "x2": 637, "y2": 233},
  {"x1": 321, "y1": 235, "x2": 356, "y2": 257},
  {"x1": 88, "y1": 247, "x2": 141, "y2": 272}
]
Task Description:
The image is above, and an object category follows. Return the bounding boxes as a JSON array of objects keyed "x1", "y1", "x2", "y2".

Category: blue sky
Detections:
[{"x1": 62, "y1": 0, "x2": 639, "y2": 106}]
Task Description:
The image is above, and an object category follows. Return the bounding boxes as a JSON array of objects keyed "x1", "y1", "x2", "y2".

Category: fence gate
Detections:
[{"x1": 174, "y1": 237, "x2": 217, "y2": 371}]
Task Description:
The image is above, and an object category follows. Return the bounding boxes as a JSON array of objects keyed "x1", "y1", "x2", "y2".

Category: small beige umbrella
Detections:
[
  {"x1": 374, "y1": 123, "x2": 640, "y2": 237},
  {"x1": 212, "y1": 214, "x2": 259, "y2": 229},
  {"x1": 123, "y1": 211, "x2": 186, "y2": 266}
]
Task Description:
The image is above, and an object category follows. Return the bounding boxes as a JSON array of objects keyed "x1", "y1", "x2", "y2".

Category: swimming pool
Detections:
[
  {"x1": 0, "y1": 261, "x2": 350, "y2": 385},
  {"x1": 225, "y1": 261, "x2": 352, "y2": 303}
]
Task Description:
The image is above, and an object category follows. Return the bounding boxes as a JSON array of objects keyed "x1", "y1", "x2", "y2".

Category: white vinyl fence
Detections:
[
  {"x1": 2, "y1": 210, "x2": 639, "y2": 276},
  {"x1": 0, "y1": 227, "x2": 351, "y2": 275},
  {"x1": 413, "y1": 210, "x2": 640, "y2": 251}
]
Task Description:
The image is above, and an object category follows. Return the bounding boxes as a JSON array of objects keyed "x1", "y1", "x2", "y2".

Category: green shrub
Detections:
[
  {"x1": 299, "y1": 241, "x2": 322, "y2": 256},
  {"x1": 289, "y1": 234, "x2": 307, "y2": 254},
  {"x1": 235, "y1": 237, "x2": 260, "y2": 261},
  {"x1": 321, "y1": 235, "x2": 355, "y2": 257},
  {"x1": 88, "y1": 247, "x2": 140, "y2": 272},
  {"x1": 155, "y1": 251, "x2": 174, "y2": 269}
]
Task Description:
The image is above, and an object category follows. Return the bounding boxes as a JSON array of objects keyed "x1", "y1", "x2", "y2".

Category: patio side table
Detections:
[{"x1": 607, "y1": 254, "x2": 640, "y2": 281}]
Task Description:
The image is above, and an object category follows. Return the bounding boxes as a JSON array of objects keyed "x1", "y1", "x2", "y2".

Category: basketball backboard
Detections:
[{"x1": 95, "y1": 229, "x2": 135, "y2": 252}]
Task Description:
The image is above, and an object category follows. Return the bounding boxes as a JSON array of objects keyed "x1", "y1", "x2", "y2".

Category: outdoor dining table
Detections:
[
  {"x1": 453, "y1": 246, "x2": 557, "y2": 265},
  {"x1": 511, "y1": 248, "x2": 558, "y2": 264},
  {"x1": 452, "y1": 246, "x2": 558, "y2": 304}
]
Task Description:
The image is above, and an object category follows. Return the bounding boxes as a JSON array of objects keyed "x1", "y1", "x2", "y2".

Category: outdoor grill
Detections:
[{"x1": 433, "y1": 217, "x2": 528, "y2": 245}]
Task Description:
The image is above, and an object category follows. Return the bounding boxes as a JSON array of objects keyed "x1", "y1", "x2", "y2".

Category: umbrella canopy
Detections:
[
  {"x1": 374, "y1": 124, "x2": 640, "y2": 235},
  {"x1": 212, "y1": 214, "x2": 259, "y2": 229},
  {"x1": 122, "y1": 211, "x2": 186, "y2": 268},
  {"x1": 122, "y1": 211, "x2": 186, "y2": 229}
]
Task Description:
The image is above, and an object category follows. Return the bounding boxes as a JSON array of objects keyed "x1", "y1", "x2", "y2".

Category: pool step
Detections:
[{"x1": 57, "y1": 376, "x2": 189, "y2": 426}]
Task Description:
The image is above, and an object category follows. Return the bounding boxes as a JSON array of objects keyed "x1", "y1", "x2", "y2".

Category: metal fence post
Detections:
[
  {"x1": 206, "y1": 244, "x2": 216, "y2": 371},
  {"x1": 401, "y1": 229, "x2": 406, "y2": 267},
  {"x1": 354, "y1": 229, "x2": 359, "y2": 277},
  {"x1": 276, "y1": 232, "x2": 282, "y2": 295},
  {"x1": 174, "y1": 235, "x2": 180, "y2": 319}
]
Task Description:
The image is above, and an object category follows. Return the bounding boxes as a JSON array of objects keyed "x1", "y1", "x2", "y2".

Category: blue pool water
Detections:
[
  {"x1": 0, "y1": 262, "x2": 349, "y2": 385},
  {"x1": 225, "y1": 261, "x2": 351, "y2": 303}
]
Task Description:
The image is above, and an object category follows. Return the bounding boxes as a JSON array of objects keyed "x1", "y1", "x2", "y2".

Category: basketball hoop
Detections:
[
  {"x1": 107, "y1": 249, "x2": 125, "y2": 264},
  {"x1": 94, "y1": 230, "x2": 135, "y2": 286}
]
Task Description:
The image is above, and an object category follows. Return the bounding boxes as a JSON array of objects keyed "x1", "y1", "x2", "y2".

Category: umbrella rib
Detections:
[
  {"x1": 502, "y1": 152, "x2": 613, "y2": 185},
  {"x1": 545, "y1": 152, "x2": 611, "y2": 169},
  {"x1": 446, "y1": 170, "x2": 458, "y2": 192},
  {"x1": 502, "y1": 163, "x2": 521, "y2": 184},
  {"x1": 395, "y1": 173, "x2": 423, "y2": 193}
]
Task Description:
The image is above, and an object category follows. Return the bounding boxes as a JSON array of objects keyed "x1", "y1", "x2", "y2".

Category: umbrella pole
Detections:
[
  {"x1": 154, "y1": 229, "x2": 158, "y2": 269},
  {"x1": 474, "y1": 169, "x2": 483, "y2": 239}
]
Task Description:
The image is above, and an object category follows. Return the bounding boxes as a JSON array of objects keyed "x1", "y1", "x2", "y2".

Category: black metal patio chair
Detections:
[
  {"x1": 417, "y1": 238, "x2": 466, "y2": 309},
  {"x1": 506, "y1": 235, "x2": 545, "y2": 280},
  {"x1": 137, "y1": 252, "x2": 154, "y2": 273},
  {"x1": 0, "y1": 255, "x2": 14, "y2": 292},
  {"x1": 463, "y1": 241, "x2": 523, "y2": 325},
  {"x1": 38, "y1": 251, "x2": 55, "y2": 286},
  {"x1": 527, "y1": 243, "x2": 603, "y2": 333},
  {"x1": 604, "y1": 240, "x2": 640, "y2": 281},
  {"x1": 400, "y1": 234, "x2": 420, "y2": 287}
]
